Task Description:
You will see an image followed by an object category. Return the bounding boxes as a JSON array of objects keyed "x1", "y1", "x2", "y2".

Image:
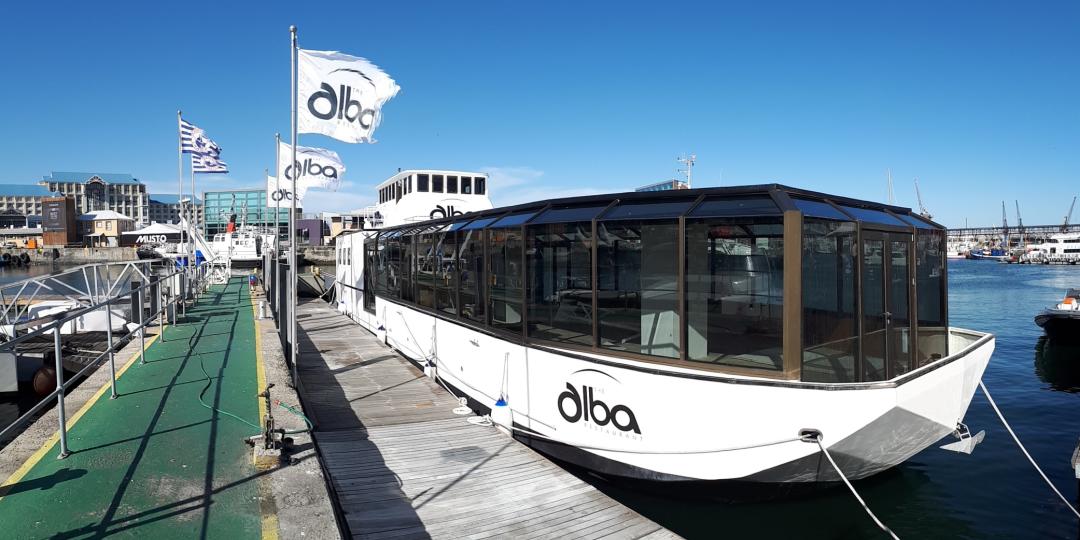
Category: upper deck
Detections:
[
  {"x1": 367, "y1": 183, "x2": 949, "y2": 384},
  {"x1": 374, "y1": 169, "x2": 493, "y2": 228}
]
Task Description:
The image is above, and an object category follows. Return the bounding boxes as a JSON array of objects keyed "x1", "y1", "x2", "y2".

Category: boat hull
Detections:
[
  {"x1": 343, "y1": 293, "x2": 993, "y2": 484},
  {"x1": 1035, "y1": 310, "x2": 1080, "y2": 336}
]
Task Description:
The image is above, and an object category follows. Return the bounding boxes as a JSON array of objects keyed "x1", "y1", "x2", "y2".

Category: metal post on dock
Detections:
[
  {"x1": 105, "y1": 299, "x2": 117, "y2": 398},
  {"x1": 54, "y1": 329, "x2": 69, "y2": 459},
  {"x1": 138, "y1": 289, "x2": 147, "y2": 364}
]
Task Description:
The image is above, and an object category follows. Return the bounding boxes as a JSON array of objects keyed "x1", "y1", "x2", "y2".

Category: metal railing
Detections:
[{"x1": 0, "y1": 260, "x2": 213, "y2": 458}]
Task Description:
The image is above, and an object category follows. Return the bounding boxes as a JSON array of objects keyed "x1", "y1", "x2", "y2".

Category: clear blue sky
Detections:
[{"x1": 1, "y1": 1, "x2": 1076, "y2": 228}]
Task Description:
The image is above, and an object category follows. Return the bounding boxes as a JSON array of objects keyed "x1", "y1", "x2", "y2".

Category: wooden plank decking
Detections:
[{"x1": 294, "y1": 299, "x2": 679, "y2": 540}]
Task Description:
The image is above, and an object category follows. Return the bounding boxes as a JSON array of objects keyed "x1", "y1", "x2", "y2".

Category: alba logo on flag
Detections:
[
  {"x1": 284, "y1": 158, "x2": 339, "y2": 182},
  {"x1": 308, "y1": 83, "x2": 375, "y2": 128},
  {"x1": 298, "y1": 49, "x2": 399, "y2": 144},
  {"x1": 277, "y1": 141, "x2": 345, "y2": 191}
]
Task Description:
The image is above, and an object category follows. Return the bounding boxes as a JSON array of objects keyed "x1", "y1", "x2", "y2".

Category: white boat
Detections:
[
  {"x1": 210, "y1": 226, "x2": 275, "y2": 268},
  {"x1": 332, "y1": 172, "x2": 994, "y2": 484},
  {"x1": 1021, "y1": 233, "x2": 1080, "y2": 264},
  {"x1": 946, "y1": 240, "x2": 971, "y2": 259}
]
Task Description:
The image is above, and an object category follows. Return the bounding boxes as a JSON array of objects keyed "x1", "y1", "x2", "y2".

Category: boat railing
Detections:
[{"x1": 0, "y1": 260, "x2": 214, "y2": 458}]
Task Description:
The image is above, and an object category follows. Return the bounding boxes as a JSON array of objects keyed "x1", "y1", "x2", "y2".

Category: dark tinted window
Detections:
[
  {"x1": 415, "y1": 232, "x2": 435, "y2": 308},
  {"x1": 400, "y1": 233, "x2": 414, "y2": 302},
  {"x1": 527, "y1": 221, "x2": 593, "y2": 346},
  {"x1": 461, "y1": 177, "x2": 472, "y2": 194},
  {"x1": 793, "y1": 198, "x2": 850, "y2": 220},
  {"x1": 417, "y1": 174, "x2": 430, "y2": 192},
  {"x1": 801, "y1": 219, "x2": 857, "y2": 382},
  {"x1": 688, "y1": 196, "x2": 780, "y2": 218},
  {"x1": 463, "y1": 216, "x2": 500, "y2": 230},
  {"x1": 602, "y1": 200, "x2": 694, "y2": 220},
  {"x1": 435, "y1": 231, "x2": 456, "y2": 315},
  {"x1": 476, "y1": 177, "x2": 486, "y2": 195},
  {"x1": 915, "y1": 229, "x2": 947, "y2": 364},
  {"x1": 597, "y1": 220, "x2": 679, "y2": 358},
  {"x1": 490, "y1": 211, "x2": 537, "y2": 228},
  {"x1": 447, "y1": 176, "x2": 458, "y2": 194},
  {"x1": 531, "y1": 205, "x2": 609, "y2": 225},
  {"x1": 433, "y1": 175, "x2": 444, "y2": 193},
  {"x1": 488, "y1": 227, "x2": 524, "y2": 333},
  {"x1": 685, "y1": 218, "x2": 784, "y2": 370},
  {"x1": 839, "y1": 205, "x2": 907, "y2": 227},
  {"x1": 447, "y1": 219, "x2": 474, "y2": 232},
  {"x1": 458, "y1": 228, "x2": 485, "y2": 323},
  {"x1": 899, "y1": 214, "x2": 936, "y2": 229}
]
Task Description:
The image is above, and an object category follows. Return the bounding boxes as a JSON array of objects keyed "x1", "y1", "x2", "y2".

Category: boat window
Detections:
[
  {"x1": 838, "y1": 205, "x2": 907, "y2": 227},
  {"x1": 597, "y1": 219, "x2": 680, "y2": 358},
  {"x1": 462, "y1": 216, "x2": 500, "y2": 230},
  {"x1": 415, "y1": 231, "x2": 436, "y2": 308},
  {"x1": 447, "y1": 219, "x2": 474, "y2": 232},
  {"x1": 488, "y1": 227, "x2": 524, "y2": 333},
  {"x1": 476, "y1": 177, "x2": 486, "y2": 195},
  {"x1": 461, "y1": 177, "x2": 472, "y2": 194},
  {"x1": 687, "y1": 196, "x2": 780, "y2": 218},
  {"x1": 364, "y1": 241, "x2": 377, "y2": 313},
  {"x1": 400, "y1": 232, "x2": 415, "y2": 302},
  {"x1": 685, "y1": 218, "x2": 784, "y2": 370},
  {"x1": 801, "y1": 219, "x2": 858, "y2": 382},
  {"x1": 433, "y1": 175, "x2": 444, "y2": 193},
  {"x1": 435, "y1": 230, "x2": 456, "y2": 315},
  {"x1": 530, "y1": 204, "x2": 609, "y2": 225},
  {"x1": 898, "y1": 214, "x2": 936, "y2": 230},
  {"x1": 458, "y1": 228, "x2": 485, "y2": 323},
  {"x1": 601, "y1": 200, "x2": 694, "y2": 221},
  {"x1": 915, "y1": 229, "x2": 948, "y2": 364},
  {"x1": 489, "y1": 211, "x2": 537, "y2": 228},
  {"x1": 527, "y1": 221, "x2": 594, "y2": 346},
  {"x1": 447, "y1": 176, "x2": 458, "y2": 194},
  {"x1": 793, "y1": 198, "x2": 850, "y2": 221},
  {"x1": 417, "y1": 174, "x2": 430, "y2": 192}
]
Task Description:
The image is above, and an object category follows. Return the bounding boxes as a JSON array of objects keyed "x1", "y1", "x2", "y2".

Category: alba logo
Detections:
[
  {"x1": 285, "y1": 158, "x2": 339, "y2": 182},
  {"x1": 269, "y1": 188, "x2": 297, "y2": 202},
  {"x1": 429, "y1": 204, "x2": 464, "y2": 220},
  {"x1": 307, "y1": 83, "x2": 376, "y2": 128},
  {"x1": 558, "y1": 382, "x2": 641, "y2": 434}
]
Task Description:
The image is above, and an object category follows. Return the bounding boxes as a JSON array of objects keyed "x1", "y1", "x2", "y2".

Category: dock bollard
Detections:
[{"x1": 54, "y1": 329, "x2": 69, "y2": 459}]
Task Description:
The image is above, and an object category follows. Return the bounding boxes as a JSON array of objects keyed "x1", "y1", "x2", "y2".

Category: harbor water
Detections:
[{"x1": 580, "y1": 260, "x2": 1080, "y2": 539}]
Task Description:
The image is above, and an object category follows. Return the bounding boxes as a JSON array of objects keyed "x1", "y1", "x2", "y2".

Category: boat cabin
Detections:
[{"x1": 364, "y1": 184, "x2": 948, "y2": 383}]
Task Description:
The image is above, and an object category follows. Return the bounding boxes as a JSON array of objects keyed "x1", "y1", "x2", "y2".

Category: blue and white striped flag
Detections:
[
  {"x1": 192, "y1": 151, "x2": 228, "y2": 174},
  {"x1": 179, "y1": 118, "x2": 223, "y2": 157}
]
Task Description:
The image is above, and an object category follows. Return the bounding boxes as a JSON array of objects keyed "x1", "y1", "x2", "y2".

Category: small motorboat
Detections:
[{"x1": 1034, "y1": 289, "x2": 1080, "y2": 336}]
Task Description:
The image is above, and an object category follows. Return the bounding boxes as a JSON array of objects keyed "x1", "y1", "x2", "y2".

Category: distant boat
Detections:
[
  {"x1": 1035, "y1": 289, "x2": 1080, "y2": 336},
  {"x1": 967, "y1": 247, "x2": 1008, "y2": 261},
  {"x1": 946, "y1": 241, "x2": 971, "y2": 259}
]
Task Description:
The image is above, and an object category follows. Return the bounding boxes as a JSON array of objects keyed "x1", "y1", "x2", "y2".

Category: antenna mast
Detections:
[
  {"x1": 677, "y1": 154, "x2": 696, "y2": 189},
  {"x1": 887, "y1": 169, "x2": 895, "y2": 205},
  {"x1": 913, "y1": 177, "x2": 931, "y2": 219}
]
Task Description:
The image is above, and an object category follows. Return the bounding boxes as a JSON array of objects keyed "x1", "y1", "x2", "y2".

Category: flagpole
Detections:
[
  {"x1": 177, "y1": 110, "x2": 185, "y2": 267},
  {"x1": 263, "y1": 167, "x2": 269, "y2": 237},
  {"x1": 289, "y1": 25, "x2": 299, "y2": 385},
  {"x1": 274, "y1": 133, "x2": 281, "y2": 251}
]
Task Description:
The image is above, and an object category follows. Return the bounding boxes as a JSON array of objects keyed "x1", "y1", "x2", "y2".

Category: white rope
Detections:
[
  {"x1": 979, "y1": 380, "x2": 1080, "y2": 520},
  {"x1": 814, "y1": 437, "x2": 901, "y2": 540}
]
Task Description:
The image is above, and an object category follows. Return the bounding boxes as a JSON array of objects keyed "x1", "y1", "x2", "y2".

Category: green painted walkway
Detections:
[{"x1": 0, "y1": 279, "x2": 266, "y2": 539}]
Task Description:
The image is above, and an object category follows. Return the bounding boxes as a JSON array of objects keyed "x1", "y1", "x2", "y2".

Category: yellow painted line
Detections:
[
  {"x1": 250, "y1": 291, "x2": 279, "y2": 540},
  {"x1": 0, "y1": 331, "x2": 161, "y2": 502}
]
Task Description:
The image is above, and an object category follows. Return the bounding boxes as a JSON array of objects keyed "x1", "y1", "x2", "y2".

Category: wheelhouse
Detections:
[{"x1": 367, "y1": 184, "x2": 948, "y2": 383}]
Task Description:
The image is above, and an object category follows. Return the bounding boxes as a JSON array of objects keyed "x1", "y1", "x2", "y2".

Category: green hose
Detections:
[{"x1": 277, "y1": 401, "x2": 314, "y2": 434}]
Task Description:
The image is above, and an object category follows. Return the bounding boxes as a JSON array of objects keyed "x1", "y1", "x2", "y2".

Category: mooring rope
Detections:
[
  {"x1": 811, "y1": 435, "x2": 900, "y2": 539},
  {"x1": 979, "y1": 380, "x2": 1080, "y2": 520}
]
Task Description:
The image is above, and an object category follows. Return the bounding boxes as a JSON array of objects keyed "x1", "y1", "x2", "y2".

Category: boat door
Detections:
[{"x1": 860, "y1": 230, "x2": 912, "y2": 381}]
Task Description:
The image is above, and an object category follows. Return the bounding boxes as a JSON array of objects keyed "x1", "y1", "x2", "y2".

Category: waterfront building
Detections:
[
  {"x1": 78, "y1": 210, "x2": 135, "y2": 247},
  {"x1": 39, "y1": 172, "x2": 149, "y2": 225},
  {"x1": 148, "y1": 194, "x2": 203, "y2": 226},
  {"x1": 323, "y1": 211, "x2": 369, "y2": 243},
  {"x1": 203, "y1": 188, "x2": 290, "y2": 238},
  {"x1": 0, "y1": 184, "x2": 55, "y2": 222},
  {"x1": 635, "y1": 179, "x2": 689, "y2": 192}
]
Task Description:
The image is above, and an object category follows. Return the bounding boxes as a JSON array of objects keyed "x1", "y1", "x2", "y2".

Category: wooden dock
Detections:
[{"x1": 294, "y1": 299, "x2": 679, "y2": 540}]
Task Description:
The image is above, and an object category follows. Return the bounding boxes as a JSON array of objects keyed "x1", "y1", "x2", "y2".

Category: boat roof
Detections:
[{"x1": 375, "y1": 183, "x2": 944, "y2": 233}]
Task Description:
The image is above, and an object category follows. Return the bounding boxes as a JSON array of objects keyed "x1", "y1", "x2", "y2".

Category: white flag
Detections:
[
  {"x1": 277, "y1": 141, "x2": 345, "y2": 191},
  {"x1": 297, "y1": 49, "x2": 400, "y2": 144},
  {"x1": 267, "y1": 175, "x2": 305, "y2": 207}
]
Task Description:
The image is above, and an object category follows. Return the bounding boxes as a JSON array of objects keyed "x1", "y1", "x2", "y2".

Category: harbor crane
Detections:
[
  {"x1": 1015, "y1": 200, "x2": 1025, "y2": 247},
  {"x1": 1001, "y1": 201, "x2": 1009, "y2": 249},
  {"x1": 914, "y1": 177, "x2": 932, "y2": 220},
  {"x1": 1062, "y1": 196, "x2": 1077, "y2": 233}
]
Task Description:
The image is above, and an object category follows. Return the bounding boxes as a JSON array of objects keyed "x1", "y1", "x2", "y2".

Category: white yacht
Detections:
[
  {"x1": 1023, "y1": 232, "x2": 1080, "y2": 264},
  {"x1": 210, "y1": 226, "x2": 275, "y2": 267},
  {"x1": 332, "y1": 173, "x2": 995, "y2": 484},
  {"x1": 946, "y1": 240, "x2": 972, "y2": 259}
]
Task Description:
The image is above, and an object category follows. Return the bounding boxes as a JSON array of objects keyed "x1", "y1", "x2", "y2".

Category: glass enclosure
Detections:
[{"x1": 370, "y1": 186, "x2": 950, "y2": 382}]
